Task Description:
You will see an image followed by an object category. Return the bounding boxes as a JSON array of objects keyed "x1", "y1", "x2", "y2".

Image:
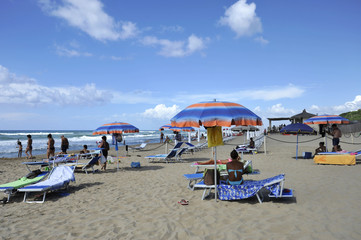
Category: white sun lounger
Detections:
[{"x1": 18, "y1": 165, "x2": 75, "y2": 203}]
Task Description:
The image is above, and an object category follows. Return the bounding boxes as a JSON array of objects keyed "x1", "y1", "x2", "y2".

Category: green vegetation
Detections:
[{"x1": 340, "y1": 109, "x2": 361, "y2": 122}]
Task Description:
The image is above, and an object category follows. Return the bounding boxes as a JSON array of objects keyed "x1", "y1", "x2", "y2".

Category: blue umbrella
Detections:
[{"x1": 280, "y1": 123, "x2": 315, "y2": 160}]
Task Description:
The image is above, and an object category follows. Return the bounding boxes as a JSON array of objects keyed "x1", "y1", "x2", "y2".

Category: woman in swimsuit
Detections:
[
  {"x1": 25, "y1": 134, "x2": 33, "y2": 159},
  {"x1": 47, "y1": 134, "x2": 55, "y2": 159},
  {"x1": 226, "y1": 150, "x2": 244, "y2": 185}
]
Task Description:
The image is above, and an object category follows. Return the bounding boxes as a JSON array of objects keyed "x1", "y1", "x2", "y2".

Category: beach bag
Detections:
[
  {"x1": 203, "y1": 168, "x2": 220, "y2": 185},
  {"x1": 100, "y1": 155, "x2": 107, "y2": 164},
  {"x1": 131, "y1": 162, "x2": 141, "y2": 168}
]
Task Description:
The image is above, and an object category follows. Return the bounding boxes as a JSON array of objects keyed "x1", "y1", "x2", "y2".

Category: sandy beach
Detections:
[{"x1": 1, "y1": 134, "x2": 361, "y2": 240}]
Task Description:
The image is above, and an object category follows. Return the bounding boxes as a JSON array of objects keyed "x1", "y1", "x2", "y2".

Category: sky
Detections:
[{"x1": 0, "y1": 0, "x2": 360, "y2": 130}]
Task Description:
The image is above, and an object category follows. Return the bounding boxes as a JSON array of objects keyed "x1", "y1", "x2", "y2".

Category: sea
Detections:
[{"x1": 0, "y1": 130, "x2": 187, "y2": 159}]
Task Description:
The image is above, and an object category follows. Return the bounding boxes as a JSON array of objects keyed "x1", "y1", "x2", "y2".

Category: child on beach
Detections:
[{"x1": 17, "y1": 140, "x2": 22, "y2": 158}]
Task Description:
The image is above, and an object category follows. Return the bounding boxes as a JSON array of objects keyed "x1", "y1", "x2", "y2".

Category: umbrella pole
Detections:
[
  {"x1": 296, "y1": 133, "x2": 299, "y2": 160},
  {"x1": 117, "y1": 149, "x2": 119, "y2": 171},
  {"x1": 214, "y1": 146, "x2": 218, "y2": 202}
]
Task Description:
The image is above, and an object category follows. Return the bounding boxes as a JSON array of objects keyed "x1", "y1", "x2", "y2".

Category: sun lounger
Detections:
[
  {"x1": 65, "y1": 156, "x2": 101, "y2": 174},
  {"x1": 145, "y1": 142, "x2": 183, "y2": 163},
  {"x1": 0, "y1": 170, "x2": 49, "y2": 203},
  {"x1": 190, "y1": 160, "x2": 259, "y2": 175},
  {"x1": 194, "y1": 174, "x2": 292, "y2": 203},
  {"x1": 17, "y1": 165, "x2": 75, "y2": 203},
  {"x1": 183, "y1": 173, "x2": 204, "y2": 190},
  {"x1": 129, "y1": 143, "x2": 148, "y2": 151},
  {"x1": 217, "y1": 174, "x2": 292, "y2": 203}
]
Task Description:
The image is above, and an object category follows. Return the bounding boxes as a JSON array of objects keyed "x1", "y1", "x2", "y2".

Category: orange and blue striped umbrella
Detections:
[
  {"x1": 159, "y1": 124, "x2": 172, "y2": 131},
  {"x1": 304, "y1": 115, "x2": 349, "y2": 125},
  {"x1": 93, "y1": 122, "x2": 139, "y2": 135},
  {"x1": 171, "y1": 101, "x2": 262, "y2": 128},
  {"x1": 169, "y1": 126, "x2": 195, "y2": 132}
]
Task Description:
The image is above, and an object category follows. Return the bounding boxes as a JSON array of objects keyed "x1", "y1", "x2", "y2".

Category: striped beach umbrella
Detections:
[
  {"x1": 303, "y1": 115, "x2": 350, "y2": 125},
  {"x1": 159, "y1": 124, "x2": 172, "y2": 131},
  {"x1": 93, "y1": 122, "x2": 139, "y2": 135},
  {"x1": 170, "y1": 101, "x2": 263, "y2": 128},
  {"x1": 93, "y1": 122, "x2": 139, "y2": 171},
  {"x1": 171, "y1": 100, "x2": 262, "y2": 201},
  {"x1": 169, "y1": 126, "x2": 195, "y2": 132}
]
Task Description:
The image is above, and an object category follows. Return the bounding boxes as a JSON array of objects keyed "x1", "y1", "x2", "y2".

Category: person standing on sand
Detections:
[
  {"x1": 329, "y1": 124, "x2": 342, "y2": 150},
  {"x1": 160, "y1": 132, "x2": 164, "y2": 143},
  {"x1": 60, "y1": 135, "x2": 69, "y2": 154},
  {"x1": 25, "y1": 134, "x2": 33, "y2": 159},
  {"x1": 17, "y1": 140, "x2": 22, "y2": 158},
  {"x1": 47, "y1": 134, "x2": 55, "y2": 158},
  {"x1": 98, "y1": 136, "x2": 109, "y2": 171}
]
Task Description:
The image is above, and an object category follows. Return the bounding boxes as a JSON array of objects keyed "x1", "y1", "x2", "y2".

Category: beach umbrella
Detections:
[
  {"x1": 170, "y1": 126, "x2": 196, "y2": 143},
  {"x1": 171, "y1": 100, "x2": 263, "y2": 201},
  {"x1": 159, "y1": 124, "x2": 172, "y2": 131},
  {"x1": 280, "y1": 123, "x2": 315, "y2": 160},
  {"x1": 303, "y1": 115, "x2": 350, "y2": 125},
  {"x1": 304, "y1": 115, "x2": 349, "y2": 150},
  {"x1": 93, "y1": 122, "x2": 139, "y2": 170}
]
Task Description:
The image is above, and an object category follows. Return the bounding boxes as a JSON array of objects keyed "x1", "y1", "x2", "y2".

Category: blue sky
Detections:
[{"x1": 0, "y1": 0, "x2": 360, "y2": 130}]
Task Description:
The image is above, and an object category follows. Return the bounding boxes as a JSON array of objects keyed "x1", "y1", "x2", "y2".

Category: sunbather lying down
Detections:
[{"x1": 195, "y1": 159, "x2": 232, "y2": 165}]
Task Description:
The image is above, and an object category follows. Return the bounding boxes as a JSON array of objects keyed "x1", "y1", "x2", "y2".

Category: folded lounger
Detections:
[
  {"x1": 17, "y1": 165, "x2": 75, "y2": 203},
  {"x1": 130, "y1": 143, "x2": 147, "y2": 151},
  {"x1": 0, "y1": 170, "x2": 49, "y2": 203},
  {"x1": 194, "y1": 174, "x2": 293, "y2": 203},
  {"x1": 145, "y1": 142, "x2": 183, "y2": 163}
]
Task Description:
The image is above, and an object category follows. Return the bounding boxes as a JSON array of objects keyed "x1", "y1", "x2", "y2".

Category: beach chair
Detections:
[
  {"x1": 217, "y1": 174, "x2": 293, "y2": 203},
  {"x1": 0, "y1": 170, "x2": 49, "y2": 203},
  {"x1": 17, "y1": 165, "x2": 75, "y2": 203},
  {"x1": 194, "y1": 174, "x2": 293, "y2": 203},
  {"x1": 130, "y1": 143, "x2": 148, "y2": 151},
  {"x1": 145, "y1": 142, "x2": 183, "y2": 163},
  {"x1": 66, "y1": 155, "x2": 101, "y2": 174},
  {"x1": 183, "y1": 173, "x2": 204, "y2": 190}
]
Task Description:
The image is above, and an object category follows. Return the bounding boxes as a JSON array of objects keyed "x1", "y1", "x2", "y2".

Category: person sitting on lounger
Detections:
[
  {"x1": 314, "y1": 142, "x2": 326, "y2": 155},
  {"x1": 248, "y1": 138, "x2": 255, "y2": 148},
  {"x1": 226, "y1": 150, "x2": 245, "y2": 185},
  {"x1": 80, "y1": 145, "x2": 90, "y2": 154}
]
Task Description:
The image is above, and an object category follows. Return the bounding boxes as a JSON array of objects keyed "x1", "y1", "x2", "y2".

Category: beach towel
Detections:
[{"x1": 207, "y1": 126, "x2": 223, "y2": 147}]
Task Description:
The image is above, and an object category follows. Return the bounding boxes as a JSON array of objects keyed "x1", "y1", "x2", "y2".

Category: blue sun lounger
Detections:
[
  {"x1": 17, "y1": 165, "x2": 75, "y2": 203},
  {"x1": 194, "y1": 174, "x2": 293, "y2": 203},
  {"x1": 145, "y1": 142, "x2": 184, "y2": 163}
]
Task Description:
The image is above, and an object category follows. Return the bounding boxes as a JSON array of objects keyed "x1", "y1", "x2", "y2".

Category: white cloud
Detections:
[
  {"x1": 267, "y1": 104, "x2": 296, "y2": 116},
  {"x1": 141, "y1": 34, "x2": 208, "y2": 57},
  {"x1": 172, "y1": 85, "x2": 305, "y2": 103},
  {"x1": 55, "y1": 44, "x2": 92, "y2": 57},
  {"x1": 0, "y1": 65, "x2": 110, "y2": 106},
  {"x1": 142, "y1": 104, "x2": 181, "y2": 119},
  {"x1": 243, "y1": 85, "x2": 304, "y2": 101},
  {"x1": 254, "y1": 36, "x2": 269, "y2": 45},
  {"x1": 160, "y1": 25, "x2": 184, "y2": 33},
  {"x1": 219, "y1": 0, "x2": 262, "y2": 38},
  {"x1": 310, "y1": 95, "x2": 361, "y2": 115},
  {"x1": 39, "y1": 0, "x2": 138, "y2": 41}
]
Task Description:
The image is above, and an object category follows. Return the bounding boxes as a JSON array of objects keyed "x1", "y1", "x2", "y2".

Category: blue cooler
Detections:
[{"x1": 303, "y1": 152, "x2": 312, "y2": 159}]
